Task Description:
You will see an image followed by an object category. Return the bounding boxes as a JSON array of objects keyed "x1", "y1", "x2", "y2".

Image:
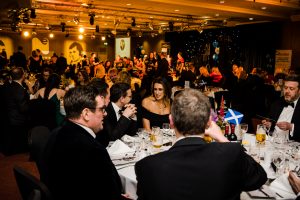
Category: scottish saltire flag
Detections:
[{"x1": 224, "y1": 109, "x2": 243, "y2": 125}]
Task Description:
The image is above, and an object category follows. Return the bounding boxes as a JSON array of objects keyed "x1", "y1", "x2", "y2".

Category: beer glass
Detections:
[
  {"x1": 151, "y1": 127, "x2": 163, "y2": 148},
  {"x1": 256, "y1": 124, "x2": 266, "y2": 145}
]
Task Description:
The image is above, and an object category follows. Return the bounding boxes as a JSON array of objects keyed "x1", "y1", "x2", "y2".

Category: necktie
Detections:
[{"x1": 284, "y1": 101, "x2": 294, "y2": 108}]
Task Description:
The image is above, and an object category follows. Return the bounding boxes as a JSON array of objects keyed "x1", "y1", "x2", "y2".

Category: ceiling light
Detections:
[
  {"x1": 49, "y1": 33, "x2": 54, "y2": 38},
  {"x1": 79, "y1": 27, "x2": 85, "y2": 33},
  {"x1": 131, "y1": 17, "x2": 136, "y2": 27},
  {"x1": 158, "y1": 26, "x2": 163, "y2": 34},
  {"x1": 101, "y1": 36, "x2": 106, "y2": 41},
  {"x1": 150, "y1": 16, "x2": 153, "y2": 19},
  {"x1": 23, "y1": 31, "x2": 29, "y2": 37},
  {"x1": 261, "y1": 6, "x2": 267, "y2": 10},
  {"x1": 249, "y1": 17, "x2": 254, "y2": 20},
  {"x1": 174, "y1": 10, "x2": 180, "y2": 12},
  {"x1": 91, "y1": 34, "x2": 95, "y2": 39},
  {"x1": 126, "y1": 3, "x2": 131, "y2": 6},
  {"x1": 78, "y1": 34, "x2": 83, "y2": 40},
  {"x1": 111, "y1": 29, "x2": 117, "y2": 35},
  {"x1": 219, "y1": 0, "x2": 225, "y2": 3},
  {"x1": 148, "y1": 22, "x2": 154, "y2": 30},
  {"x1": 215, "y1": 13, "x2": 220, "y2": 17},
  {"x1": 61, "y1": 22, "x2": 66, "y2": 32}
]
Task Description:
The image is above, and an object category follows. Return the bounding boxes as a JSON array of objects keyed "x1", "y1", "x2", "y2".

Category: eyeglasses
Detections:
[{"x1": 88, "y1": 106, "x2": 106, "y2": 114}]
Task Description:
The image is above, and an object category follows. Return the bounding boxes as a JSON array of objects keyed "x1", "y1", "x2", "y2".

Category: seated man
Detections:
[
  {"x1": 96, "y1": 82, "x2": 137, "y2": 147},
  {"x1": 262, "y1": 74, "x2": 300, "y2": 142},
  {"x1": 135, "y1": 88, "x2": 267, "y2": 200},
  {"x1": 41, "y1": 85, "x2": 126, "y2": 200}
]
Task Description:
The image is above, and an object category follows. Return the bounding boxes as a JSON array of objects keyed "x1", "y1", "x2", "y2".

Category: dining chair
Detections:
[
  {"x1": 28, "y1": 126, "x2": 51, "y2": 172},
  {"x1": 13, "y1": 165, "x2": 53, "y2": 200}
]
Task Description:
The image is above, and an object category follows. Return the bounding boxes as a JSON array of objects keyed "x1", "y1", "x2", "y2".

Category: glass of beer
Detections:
[
  {"x1": 151, "y1": 127, "x2": 163, "y2": 148},
  {"x1": 256, "y1": 124, "x2": 266, "y2": 145}
]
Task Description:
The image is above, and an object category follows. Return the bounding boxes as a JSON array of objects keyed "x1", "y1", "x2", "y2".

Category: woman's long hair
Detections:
[{"x1": 44, "y1": 73, "x2": 61, "y2": 99}]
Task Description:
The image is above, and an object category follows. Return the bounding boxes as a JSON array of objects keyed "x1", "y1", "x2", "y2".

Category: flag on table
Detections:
[{"x1": 224, "y1": 109, "x2": 243, "y2": 125}]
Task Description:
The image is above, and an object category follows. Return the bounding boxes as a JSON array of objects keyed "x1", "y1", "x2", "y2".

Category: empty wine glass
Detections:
[{"x1": 272, "y1": 152, "x2": 286, "y2": 177}]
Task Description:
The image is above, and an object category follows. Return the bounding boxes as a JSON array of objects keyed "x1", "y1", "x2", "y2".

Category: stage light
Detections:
[
  {"x1": 95, "y1": 25, "x2": 100, "y2": 33},
  {"x1": 101, "y1": 36, "x2": 106, "y2": 41},
  {"x1": 49, "y1": 33, "x2": 54, "y2": 38},
  {"x1": 131, "y1": 17, "x2": 136, "y2": 27},
  {"x1": 61, "y1": 22, "x2": 66, "y2": 32},
  {"x1": 78, "y1": 34, "x2": 83, "y2": 40},
  {"x1": 169, "y1": 21, "x2": 174, "y2": 31},
  {"x1": 30, "y1": 8, "x2": 36, "y2": 18},
  {"x1": 79, "y1": 27, "x2": 85, "y2": 33},
  {"x1": 89, "y1": 13, "x2": 95, "y2": 25},
  {"x1": 23, "y1": 31, "x2": 29, "y2": 37}
]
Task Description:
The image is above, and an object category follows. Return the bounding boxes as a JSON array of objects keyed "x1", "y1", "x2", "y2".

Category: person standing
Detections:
[
  {"x1": 135, "y1": 88, "x2": 267, "y2": 200},
  {"x1": 41, "y1": 85, "x2": 128, "y2": 200}
]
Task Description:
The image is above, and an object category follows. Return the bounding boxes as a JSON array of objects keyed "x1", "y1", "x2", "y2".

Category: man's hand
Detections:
[
  {"x1": 288, "y1": 171, "x2": 300, "y2": 194},
  {"x1": 205, "y1": 121, "x2": 229, "y2": 143},
  {"x1": 122, "y1": 104, "x2": 137, "y2": 119},
  {"x1": 276, "y1": 122, "x2": 293, "y2": 131}
]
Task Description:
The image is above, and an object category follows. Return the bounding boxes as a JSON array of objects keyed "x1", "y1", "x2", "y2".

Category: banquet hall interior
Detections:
[{"x1": 1, "y1": 0, "x2": 300, "y2": 199}]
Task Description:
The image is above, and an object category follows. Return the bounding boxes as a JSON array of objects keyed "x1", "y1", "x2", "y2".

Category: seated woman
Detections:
[{"x1": 141, "y1": 77, "x2": 171, "y2": 131}]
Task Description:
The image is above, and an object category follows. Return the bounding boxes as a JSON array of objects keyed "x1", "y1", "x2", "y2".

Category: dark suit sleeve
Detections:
[
  {"x1": 106, "y1": 116, "x2": 137, "y2": 141},
  {"x1": 239, "y1": 148, "x2": 267, "y2": 191},
  {"x1": 135, "y1": 160, "x2": 145, "y2": 200}
]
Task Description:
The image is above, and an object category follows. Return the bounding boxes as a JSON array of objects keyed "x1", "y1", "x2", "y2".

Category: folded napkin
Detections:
[
  {"x1": 247, "y1": 185, "x2": 276, "y2": 199},
  {"x1": 121, "y1": 134, "x2": 137, "y2": 143},
  {"x1": 107, "y1": 139, "x2": 135, "y2": 160},
  {"x1": 269, "y1": 173, "x2": 297, "y2": 199}
]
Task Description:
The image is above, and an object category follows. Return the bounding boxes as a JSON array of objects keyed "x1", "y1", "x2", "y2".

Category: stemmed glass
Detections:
[{"x1": 162, "y1": 123, "x2": 170, "y2": 135}]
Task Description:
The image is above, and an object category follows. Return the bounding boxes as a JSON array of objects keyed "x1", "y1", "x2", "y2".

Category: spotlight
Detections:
[
  {"x1": 169, "y1": 21, "x2": 174, "y2": 31},
  {"x1": 23, "y1": 12, "x2": 30, "y2": 23},
  {"x1": 158, "y1": 26, "x2": 163, "y2": 34},
  {"x1": 61, "y1": 22, "x2": 66, "y2": 32},
  {"x1": 126, "y1": 28, "x2": 131, "y2": 36},
  {"x1": 89, "y1": 13, "x2": 95, "y2": 25},
  {"x1": 95, "y1": 25, "x2": 99, "y2": 33},
  {"x1": 131, "y1": 17, "x2": 136, "y2": 27},
  {"x1": 30, "y1": 8, "x2": 36, "y2": 18}
]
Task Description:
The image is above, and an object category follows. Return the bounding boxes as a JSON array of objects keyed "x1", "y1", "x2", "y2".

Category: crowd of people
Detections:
[{"x1": 0, "y1": 46, "x2": 300, "y2": 199}]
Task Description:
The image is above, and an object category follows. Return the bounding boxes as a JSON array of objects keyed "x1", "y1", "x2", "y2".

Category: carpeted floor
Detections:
[{"x1": 0, "y1": 152, "x2": 39, "y2": 200}]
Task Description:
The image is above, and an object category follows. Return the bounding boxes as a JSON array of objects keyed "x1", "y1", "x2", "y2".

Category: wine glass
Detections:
[{"x1": 162, "y1": 123, "x2": 170, "y2": 135}]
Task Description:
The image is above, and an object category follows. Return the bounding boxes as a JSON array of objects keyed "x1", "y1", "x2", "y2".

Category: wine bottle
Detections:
[{"x1": 228, "y1": 124, "x2": 237, "y2": 142}]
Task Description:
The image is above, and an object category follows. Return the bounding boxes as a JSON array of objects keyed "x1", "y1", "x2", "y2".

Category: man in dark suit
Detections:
[
  {"x1": 96, "y1": 82, "x2": 137, "y2": 147},
  {"x1": 3, "y1": 67, "x2": 31, "y2": 155},
  {"x1": 156, "y1": 52, "x2": 169, "y2": 79},
  {"x1": 262, "y1": 74, "x2": 300, "y2": 142},
  {"x1": 41, "y1": 85, "x2": 128, "y2": 200},
  {"x1": 135, "y1": 89, "x2": 267, "y2": 200}
]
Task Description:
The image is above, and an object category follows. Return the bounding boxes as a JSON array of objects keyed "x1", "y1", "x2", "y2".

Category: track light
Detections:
[
  {"x1": 169, "y1": 21, "x2": 174, "y2": 31},
  {"x1": 148, "y1": 22, "x2": 154, "y2": 30},
  {"x1": 61, "y1": 22, "x2": 66, "y2": 32},
  {"x1": 131, "y1": 17, "x2": 136, "y2": 27},
  {"x1": 95, "y1": 25, "x2": 99, "y2": 33},
  {"x1": 89, "y1": 13, "x2": 95, "y2": 25}
]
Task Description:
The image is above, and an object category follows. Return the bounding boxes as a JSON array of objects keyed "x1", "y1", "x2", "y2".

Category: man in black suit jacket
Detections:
[
  {"x1": 3, "y1": 67, "x2": 31, "y2": 155},
  {"x1": 96, "y1": 82, "x2": 137, "y2": 147},
  {"x1": 263, "y1": 74, "x2": 300, "y2": 142},
  {"x1": 135, "y1": 89, "x2": 267, "y2": 200},
  {"x1": 41, "y1": 86, "x2": 127, "y2": 200}
]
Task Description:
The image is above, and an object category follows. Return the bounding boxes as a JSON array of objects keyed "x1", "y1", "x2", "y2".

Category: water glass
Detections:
[
  {"x1": 162, "y1": 123, "x2": 170, "y2": 135},
  {"x1": 151, "y1": 128, "x2": 163, "y2": 148}
]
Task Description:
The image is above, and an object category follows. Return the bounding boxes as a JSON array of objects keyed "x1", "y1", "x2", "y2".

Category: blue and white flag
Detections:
[{"x1": 224, "y1": 109, "x2": 243, "y2": 125}]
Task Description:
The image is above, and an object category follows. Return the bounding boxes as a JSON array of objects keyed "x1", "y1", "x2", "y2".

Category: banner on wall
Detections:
[
  {"x1": 275, "y1": 50, "x2": 292, "y2": 74},
  {"x1": 64, "y1": 40, "x2": 86, "y2": 65},
  {"x1": 115, "y1": 37, "x2": 130, "y2": 58},
  {"x1": 32, "y1": 37, "x2": 50, "y2": 55},
  {"x1": 0, "y1": 36, "x2": 14, "y2": 58}
]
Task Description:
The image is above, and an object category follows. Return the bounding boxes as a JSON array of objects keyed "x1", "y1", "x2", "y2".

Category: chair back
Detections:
[
  {"x1": 13, "y1": 165, "x2": 53, "y2": 200},
  {"x1": 28, "y1": 126, "x2": 51, "y2": 171}
]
